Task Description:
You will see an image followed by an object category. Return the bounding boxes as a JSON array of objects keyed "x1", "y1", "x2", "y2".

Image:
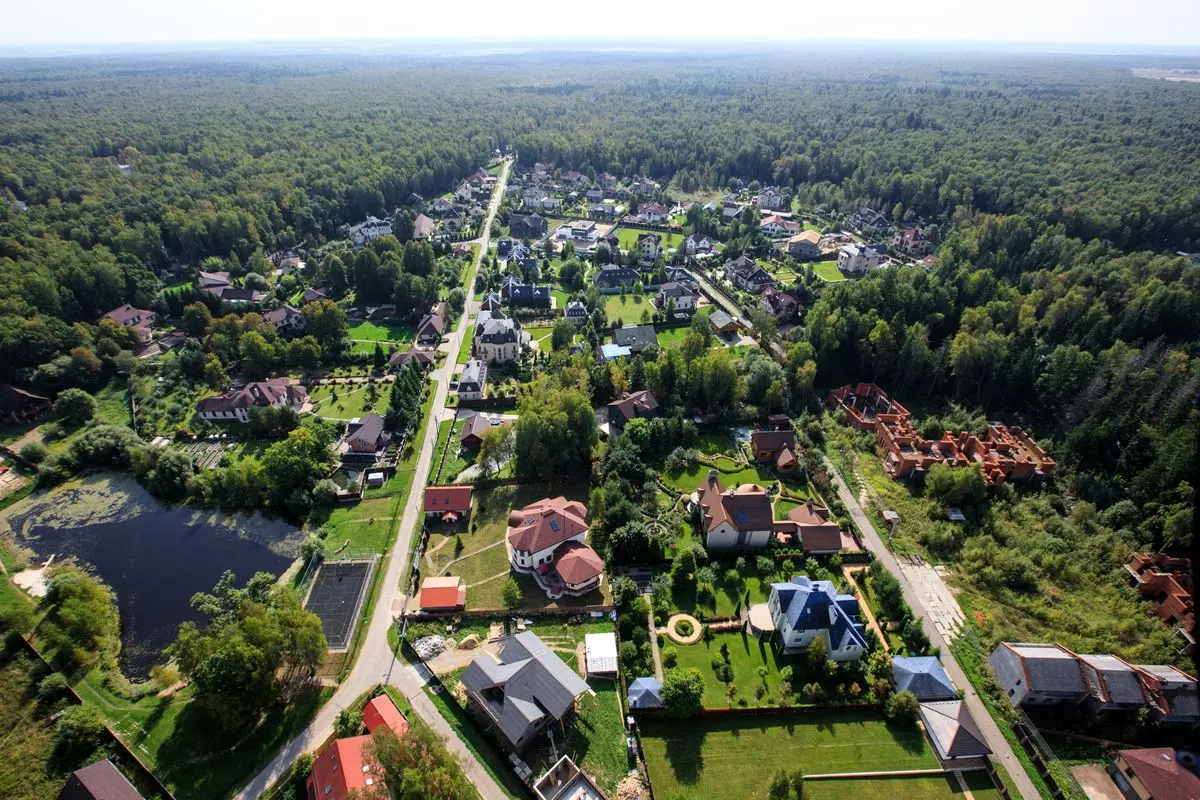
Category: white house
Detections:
[
  {"x1": 768, "y1": 575, "x2": 867, "y2": 661},
  {"x1": 693, "y1": 471, "x2": 773, "y2": 549},
  {"x1": 349, "y1": 216, "x2": 393, "y2": 247},
  {"x1": 195, "y1": 378, "x2": 307, "y2": 423},
  {"x1": 638, "y1": 202, "x2": 669, "y2": 224},
  {"x1": 262, "y1": 304, "x2": 305, "y2": 334},
  {"x1": 506, "y1": 497, "x2": 603, "y2": 599},
  {"x1": 755, "y1": 186, "x2": 784, "y2": 211},
  {"x1": 637, "y1": 232, "x2": 662, "y2": 264},
  {"x1": 655, "y1": 281, "x2": 695, "y2": 312},
  {"x1": 473, "y1": 317, "x2": 525, "y2": 364},
  {"x1": 760, "y1": 215, "x2": 801, "y2": 238},
  {"x1": 458, "y1": 360, "x2": 487, "y2": 401},
  {"x1": 837, "y1": 244, "x2": 888, "y2": 275},
  {"x1": 684, "y1": 233, "x2": 715, "y2": 256}
]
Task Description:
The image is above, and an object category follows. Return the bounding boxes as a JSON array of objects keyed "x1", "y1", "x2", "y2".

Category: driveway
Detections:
[{"x1": 822, "y1": 454, "x2": 1040, "y2": 800}]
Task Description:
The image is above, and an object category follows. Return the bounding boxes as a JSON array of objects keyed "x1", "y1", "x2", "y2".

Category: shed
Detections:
[
  {"x1": 892, "y1": 655, "x2": 957, "y2": 700},
  {"x1": 918, "y1": 700, "x2": 991, "y2": 760},
  {"x1": 59, "y1": 760, "x2": 144, "y2": 800},
  {"x1": 419, "y1": 576, "x2": 467, "y2": 612},
  {"x1": 366, "y1": 471, "x2": 385, "y2": 488},
  {"x1": 584, "y1": 632, "x2": 618, "y2": 675},
  {"x1": 627, "y1": 677, "x2": 663, "y2": 709}
]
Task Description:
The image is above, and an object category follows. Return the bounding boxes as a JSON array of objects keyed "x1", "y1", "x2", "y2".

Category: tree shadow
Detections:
[{"x1": 661, "y1": 723, "x2": 706, "y2": 787}]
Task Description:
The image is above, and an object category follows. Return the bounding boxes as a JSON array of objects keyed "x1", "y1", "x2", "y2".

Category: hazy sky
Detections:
[{"x1": 2, "y1": 0, "x2": 1199, "y2": 51}]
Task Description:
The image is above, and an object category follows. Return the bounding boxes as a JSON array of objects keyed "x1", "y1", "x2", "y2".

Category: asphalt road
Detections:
[
  {"x1": 234, "y1": 160, "x2": 512, "y2": 800},
  {"x1": 822, "y1": 454, "x2": 1040, "y2": 800}
]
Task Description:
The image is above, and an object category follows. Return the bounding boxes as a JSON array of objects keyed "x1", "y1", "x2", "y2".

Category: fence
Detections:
[
  {"x1": 1011, "y1": 709, "x2": 1088, "y2": 800},
  {"x1": 11, "y1": 635, "x2": 176, "y2": 800}
]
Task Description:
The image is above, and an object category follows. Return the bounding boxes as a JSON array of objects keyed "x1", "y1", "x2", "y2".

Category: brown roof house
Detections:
[
  {"x1": 0, "y1": 384, "x2": 50, "y2": 424},
  {"x1": 415, "y1": 312, "x2": 446, "y2": 346},
  {"x1": 341, "y1": 413, "x2": 391, "y2": 456},
  {"x1": 750, "y1": 428, "x2": 799, "y2": 473},
  {"x1": 760, "y1": 287, "x2": 800, "y2": 323},
  {"x1": 597, "y1": 390, "x2": 658, "y2": 436},
  {"x1": 59, "y1": 759, "x2": 144, "y2": 800},
  {"x1": 460, "y1": 411, "x2": 504, "y2": 449},
  {"x1": 506, "y1": 497, "x2": 604, "y2": 599},
  {"x1": 788, "y1": 500, "x2": 843, "y2": 554},
  {"x1": 195, "y1": 378, "x2": 307, "y2": 424},
  {"x1": 692, "y1": 472, "x2": 774, "y2": 549},
  {"x1": 1108, "y1": 748, "x2": 1200, "y2": 800},
  {"x1": 389, "y1": 346, "x2": 436, "y2": 373},
  {"x1": 1126, "y1": 552, "x2": 1195, "y2": 654},
  {"x1": 101, "y1": 304, "x2": 156, "y2": 343},
  {"x1": 424, "y1": 485, "x2": 473, "y2": 522}
]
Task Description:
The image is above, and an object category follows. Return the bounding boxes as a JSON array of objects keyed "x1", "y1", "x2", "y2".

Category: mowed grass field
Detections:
[
  {"x1": 308, "y1": 380, "x2": 390, "y2": 420},
  {"x1": 615, "y1": 226, "x2": 684, "y2": 251},
  {"x1": 639, "y1": 711, "x2": 937, "y2": 800},
  {"x1": 347, "y1": 319, "x2": 415, "y2": 342},
  {"x1": 670, "y1": 630, "x2": 811, "y2": 707},
  {"x1": 308, "y1": 497, "x2": 398, "y2": 555},
  {"x1": 804, "y1": 773, "x2": 1004, "y2": 800},
  {"x1": 604, "y1": 291, "x2": 655, "y2": 326},
  {"x1": 811, "y1": 259, "x2": 845, "y2": 281}
]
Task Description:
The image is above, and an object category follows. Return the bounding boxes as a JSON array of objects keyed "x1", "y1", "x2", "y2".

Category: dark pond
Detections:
[{"x1": 2, "y1": 475, "x2": 299, "y2": 678}]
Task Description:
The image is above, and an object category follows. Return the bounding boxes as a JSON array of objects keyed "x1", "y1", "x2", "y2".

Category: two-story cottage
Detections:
[
  {"x1": 655, "y1": 281, "x2": 696, "y2": 314},
  {"x1": 564, "y1": 300, "x2": 589, "y2": 325},
  {"x1": 767, "y1": 575, "x2": 867, "y2": 660},
  {"x1": 755, "y1": 186, "x2": 784, "y2": 211},
  {"x1": 847, "y1": 206, "x2": 890, "y2": 232},
  {"x1": 349, "y1": 216, "x2": 393, "y2": 246},
  {"x1": 684, "y1": 233, "x2": 715, "y2": 256},
  {"x1": 597, "y1": 390, "x2": 658, "y2": 436},
  {"x1": 760, "y1": 287, "x2": 800, "y2": 323},
  {"x1": 458, "y1": 359, "x2": 488, "y2": 401},
  {"x1": 612, "y1": 325, "x2": 658, "y2": 355},
  {"x1": 760, "y1": 215, "x2": 801, "y2": 238},
  {"x1": 785, "y1": 230, "x2": 822, "y2": 260},
  {"x1": 195, "y1": 378, "x2": 307, "y2": 423},
  {"x1": 693, "y1": 471, "x2": 773, "y2": 549},
  {"x1": 415, "y1": 312, "x2": 446, "y2": 346},
  {"x1": 988, "y1": 643, "x2": 1090, "y2": 707},
  {"x1": 101, "y1": 304, "x2": 157, "y2": 343},
  {"x1": 262, "y1": 304, "x2": 305, "y2": 334},
  {"x1": 341, "y1": 413, "x2": 390, "y2": 456},
  {"x1": 837, "y1": 243, "x2": 887, "y2": 275},
  {"x1": 749, "y1": 428, "x2": 798, "y2": 473},
  {"x1": 637, "y1": 232, "x2": 663, "y2": 264},
  {"x1": 594, "y1": 265, "x2": 640, "y2": 289},
  {"x1": 506, "y1": 497, "x2": 604, "y2": 599},
  {"x1": 638, "y1": 202, "x2": 669, "y2": 224},
  {"x1": 892, "y1": 226, "x2": 931, "y2": 257},
  {"x1": 510, "y1": 213, "x2": 548, "y2": 239},
  {"x1": 724, "y1": 255, "x2": 776, "y2": 294}
]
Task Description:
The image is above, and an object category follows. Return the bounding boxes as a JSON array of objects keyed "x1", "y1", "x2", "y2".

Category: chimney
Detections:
[
  {"x1": 707, "y1": 469, "x2": 718, "y2": 484},
  {"x1": 806, "y1": 499, "x2": 814, "y2": 511}
]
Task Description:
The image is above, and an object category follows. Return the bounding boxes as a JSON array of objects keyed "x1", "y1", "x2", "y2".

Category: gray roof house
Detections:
[
  {"x1": 612, "y1": 325, "x2": 658, "y2": 354},
  {"x1": 988, "y1": 643, "x2": 1089, "y2": 708},
  {"x1": 461, "y1": 631, "x2": 591, "y2": 749},
  {"x1": 459, "y1": 359, "x2": 488, "y2": 400},
  {"x1": 767, "y1": 575, "x2": 867, "y2": 661},
  {"x1": 892, "y1": 656, "x2": 957, "y2": 700},
  {"x1": 918, "y1": 701, "x2": 992, "y2": 761},
  {"x1": 593, "y1": 265, "x2": 640, "y2": 289},
  {"x1": 1076, "y1": 654, "x2": 1148, "y2": 711}
]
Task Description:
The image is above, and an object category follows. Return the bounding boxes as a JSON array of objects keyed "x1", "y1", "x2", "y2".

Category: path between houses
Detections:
[
  {"x1": 822, "y1": 454, "x2": 1040, "y2": 800},
  {"x1": 644, "y1": 594, "x2": 664, "y2": 683},
  {"x1": 841, "y1": 566, "x2": 891, "y2": 654}
]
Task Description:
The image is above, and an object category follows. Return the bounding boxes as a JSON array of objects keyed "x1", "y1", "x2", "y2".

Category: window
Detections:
[
  {"x1": 549, "y1": 519, "x2": 560, "y2": 532},
  {"x1": 324, "y1": 786, "x2": 332, "y2": 795}
]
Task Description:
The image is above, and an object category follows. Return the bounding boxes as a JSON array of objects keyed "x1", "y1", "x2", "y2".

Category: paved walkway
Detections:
[
  {"x1": 234, "y1": 160, "x2": 512, "y2": 800},
  {"x1": 645, "y1": 594, "x2": 664, "y2": 682},
  {"x1": 841, "y1": 566, "x2": 890, "y2": 653},
  {"x1": 822, "y1": 454, "x2": 1039, "y2": 800}
]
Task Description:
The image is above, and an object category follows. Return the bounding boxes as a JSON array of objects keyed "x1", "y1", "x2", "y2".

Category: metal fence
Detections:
[{"x1": 1011, "y1": 708, "x2": 1088, "y2": 800}]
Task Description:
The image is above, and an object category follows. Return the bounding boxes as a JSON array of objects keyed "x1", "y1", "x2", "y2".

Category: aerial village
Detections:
[{"x1": 2, "y1": 152, "x2": 1194, "y2": 800}]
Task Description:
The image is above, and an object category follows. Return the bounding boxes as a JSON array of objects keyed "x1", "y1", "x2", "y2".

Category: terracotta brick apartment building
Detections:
[
  {"x1": 827, "y1": 382, "x2": 1055, "y2": 485},
  {"x1": 1126, "y1": 552, "x2": 1195, "y2": 655}
]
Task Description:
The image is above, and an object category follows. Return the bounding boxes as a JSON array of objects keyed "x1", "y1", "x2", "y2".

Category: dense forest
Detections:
[{"x1": 0, "y1": 51, "x2": 1196, "y2": 519}]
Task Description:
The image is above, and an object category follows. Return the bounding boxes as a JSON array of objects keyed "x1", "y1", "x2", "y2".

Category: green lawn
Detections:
[
  {"x1": 615, "y1": 226, "x2": 684, "y2": 251},
  {"x1": 655, "y1": 326, "x2": 692, "y2": 349},
  {"x1": 664, "y1": 458, "x2": 779, "y2": 494},
  {"x1": 804, "y1": 774, "x2": 1002, "y2": 800},
  {"x1": 348, "y1": 320, "x2": 415, "y2": 343},
  {"x1": 308, "y1": 497, "x2": 399, "y2": 555},
  {"x1": 308, "y1": 380, "x2": 390, "y2": 420},
  {"x1": 423, "y1": 482, "x2": 607, "y2": 610},
  {"x1": 603, "y1": 291, "x2": 655, "y2": 326},
  {"x1": 639, "y1": 711, "x2": 937, "y2": 800},
  {"x1": 71, "y1": 668, "x2": 332, "y2": 800},
  {"x1": 811, "y1": 259, "x2": 845, "y2": 281},
  {"x1": 525, "y1": 325, "x2": 554, "y2": 343},
  {"x1": 456, "y1": 328, "x2": 473, "y2": 365},
  {"x1": 669, "y1": 630, "x2": 815, "y2": 708}
]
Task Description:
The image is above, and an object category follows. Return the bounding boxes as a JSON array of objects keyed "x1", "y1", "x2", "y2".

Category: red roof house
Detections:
[
  {"x1": 307, "y1": 695, "x2": 408, "y2": 800},
  {"x1": 423, "y1": 485, "x2": 474, "y2": 521},
  {"x1": 418, "y1": 576, "x2": 467, "y2": 611},
  {"x1": 506, "y1": 497, "x2": 603, "y2": 599}
]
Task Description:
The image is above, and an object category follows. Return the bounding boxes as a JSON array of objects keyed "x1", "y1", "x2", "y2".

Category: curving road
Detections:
[{"x1": 234, "y1": 159, "x2": 512, "y2": 800}]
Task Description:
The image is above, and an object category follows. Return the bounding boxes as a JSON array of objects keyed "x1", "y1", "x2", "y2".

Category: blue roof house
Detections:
[
  {"x1": 627, "y1": 677, "x2": 663, "y2": 709},
  {"x1": 892, "y1": 656, "x2": 957, "y2": 700},
  {"x1": 768, "y1": 576, "x2": 866, "y2": 661}
]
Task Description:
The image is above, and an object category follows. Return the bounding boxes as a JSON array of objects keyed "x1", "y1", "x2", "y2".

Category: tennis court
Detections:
[{"x1": 303, "y1": 559, "x2": 375, "y2": 650}]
